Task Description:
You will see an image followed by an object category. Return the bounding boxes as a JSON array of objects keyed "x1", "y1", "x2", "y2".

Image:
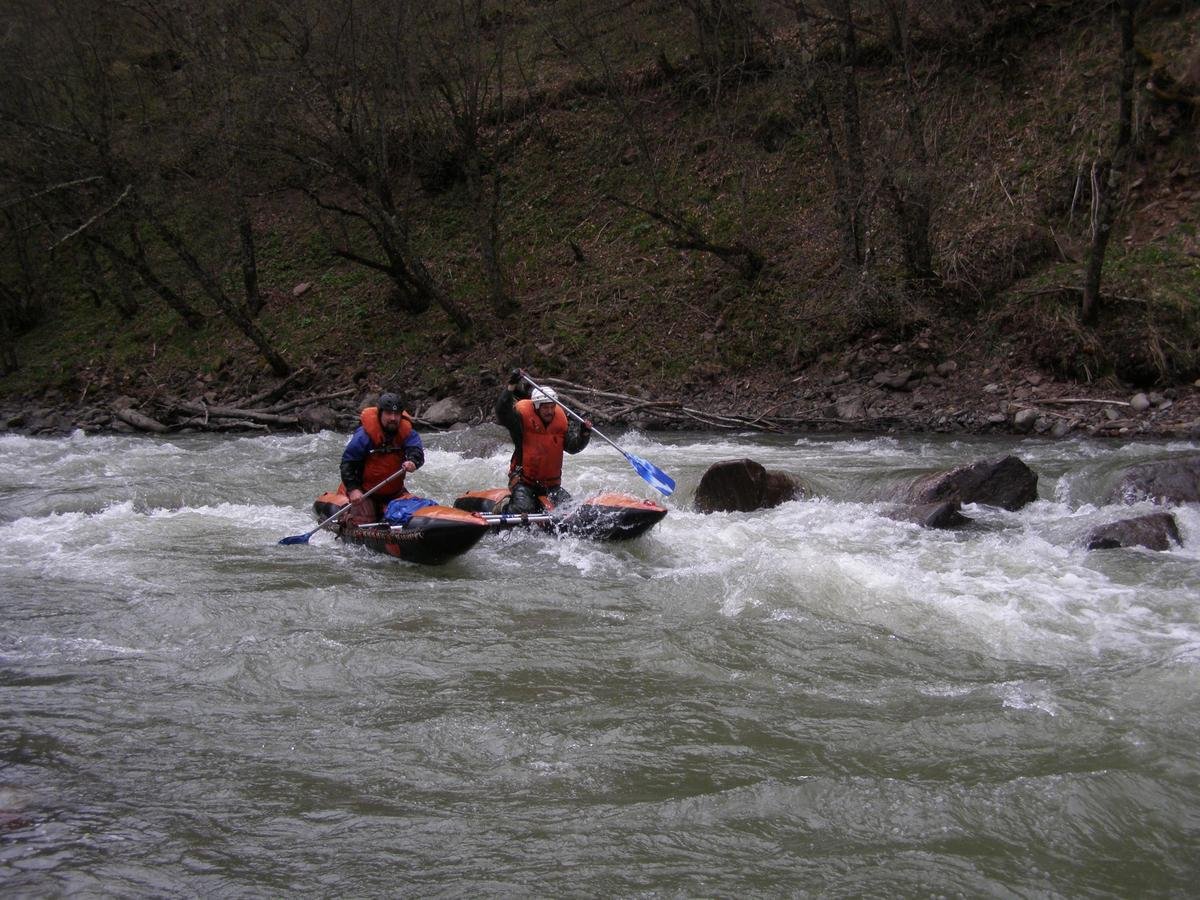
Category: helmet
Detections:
[
  {"x1": 377, "y1": 392, "x2": 403, "y2": 413},
  {"x1": 531, "y1": 386, "x2": 558, "y2": 407}
]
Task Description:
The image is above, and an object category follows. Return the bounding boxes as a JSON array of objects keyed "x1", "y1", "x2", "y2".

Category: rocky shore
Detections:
[
  {"x1": 3, "y1": 362, "x2": 1198, "y2": 442},
  {"x1": 3, "y1": 328, "x2": 1199, "y2": 441}
]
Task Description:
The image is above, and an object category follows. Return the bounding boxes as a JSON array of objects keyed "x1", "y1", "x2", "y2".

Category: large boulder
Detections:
[
  {"x1": 296, "y1": 404, "x2": 341, "y2": 433},
  {"x1": 421, "y1": 397, "x2": 468, "y2": 428},
  {"x1": 888, "y1": 455, "x2": 1038, "y2": 511},
  {"x1": 434, "y1": 422, "x2": 510, "y2": 460},
  {"x1": 1107, "y1": 454, "x2": 1200, "y2": 505},
  {"x1": 882, "y1": 500, "x2": 972, "y2": 529},
  {"x1": 694, "y1": 458, "x2": 807, "y2": 513},
  {"x1": 1086, "y1": 513, "x2": 1182, "y2": 551}
]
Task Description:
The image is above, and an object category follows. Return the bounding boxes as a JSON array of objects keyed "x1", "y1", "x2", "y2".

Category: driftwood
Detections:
[
  {"x1": 112, "y1": 405, "x2": 170, "y2": 433},
  {"x1": 1038, "y1": 397, "x2": 1131, "y2": 407},
  {"x1": 537, "y1": 376, "x2": 904, "y2": 433},
  {"x1": 169, "y1": 399, "x2": 300, "y2": 426},
  {"x1": 235, "y1": 368, "x2": 312, "y2": 409},
  {"x1": 267, "y1": 388, "x2": 356, "y2": 414}
]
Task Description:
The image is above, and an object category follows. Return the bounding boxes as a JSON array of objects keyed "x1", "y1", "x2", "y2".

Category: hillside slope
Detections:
[{"x1": 2, "y1": 1, "x2": 1198, "y2": 438}]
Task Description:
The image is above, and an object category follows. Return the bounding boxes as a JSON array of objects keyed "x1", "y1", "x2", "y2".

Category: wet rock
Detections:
[
  {"x1": 1130, "y1": 393, "x2": 1152, "y2": 413},
  {"x1": 1051, "y1": 420, "x2": 1074, "y2": 438},
  {"x1": 1107, "y1": 454, "x2": 1200, "y2": 505},
  {"x1": 436, "y1": 423, "x2": 509, "y2": 460},
  {"x1": 694, "y1": 458, "x2": 807, "y2": 513},
  {"x1": 421, "y1": 397, "x2": 468, "y2": 427},
  {"x1": 836, "y1": 398, "x2": 864, "y2": 420},
  {"x1": 886, "y1": 454, "x2": 1039, "y2": 511},
  {"x1": 297, "y1": 405, "x2": 340, "y2": 433},
  {"x1": 882, "y1": 500, "x2": 972, "y2": 529},
  {"x1": 1013, "y1": 408, "x2": 1038, "y2": 432},
  {"x1": 1086, "y1": 513, "x2": 1182, "y2": 551}
]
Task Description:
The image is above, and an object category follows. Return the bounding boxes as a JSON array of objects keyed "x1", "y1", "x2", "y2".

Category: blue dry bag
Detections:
[{"x1": 384, "y1": 496, "x2": 439, "y2": 526}]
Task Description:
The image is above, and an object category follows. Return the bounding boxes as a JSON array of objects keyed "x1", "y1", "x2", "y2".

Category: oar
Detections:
[
  {"x1": 278, "y1": 468, "x2": 408, "y2": 545},
  {"x1": 519, "y1": 370, "x2": 676, "y2": 497}
]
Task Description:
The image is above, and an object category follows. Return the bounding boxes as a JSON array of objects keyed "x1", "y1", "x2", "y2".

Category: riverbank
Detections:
[{"x1": 4, "y1": 327, "x2": 1198, "y2": 441}]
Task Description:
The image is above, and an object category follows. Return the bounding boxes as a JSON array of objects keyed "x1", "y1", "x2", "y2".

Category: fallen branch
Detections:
[
  {"x1": 267, "y1": 388, "x2": 356, "y2": 414},
  {"x1": 236, "y1": 367, "x2": 311, "y2": 409},
  {"x1": 112, "y1": 405, "x2": 169, "y2": 433},
  {"x1": 1038, "y1": 397, "x2": 1130, "y2": 406},
  {"x1": 169, "y1": 399, "x2": 300, "y2": 426}
]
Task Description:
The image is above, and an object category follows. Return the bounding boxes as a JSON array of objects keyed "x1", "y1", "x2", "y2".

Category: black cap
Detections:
[{"x1": 378, "y1": 392, "x2": 403, "y2": 412}]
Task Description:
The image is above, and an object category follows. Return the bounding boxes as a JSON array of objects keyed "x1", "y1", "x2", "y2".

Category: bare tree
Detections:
[
  {"x1": 784, "y1": 0, "x2": 870, "y2": 273},
  {"x1": 546, "y1": 0, "x2": 765, "y2": 280},
  {"x1": 878, "y1": 0, "x2": 936, "y2": 288},
  {"x1": 0, "y1": 0, "x2": 293, "y2": 372},
  {"x1": 416, "y1": 0, "x2": 519, "y2": 318},
  {"x1": 271, "y1": 0, "x2": 473, "y2": 332},
  {"x1": 680, "y1": 0, "x2": 759, "y2": 89},
  {"x1": 1081, "y1": 0, "x2": 1138, "y2": 324}
]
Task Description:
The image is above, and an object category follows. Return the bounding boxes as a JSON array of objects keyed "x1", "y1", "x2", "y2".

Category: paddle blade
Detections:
[
  {"x1": 626, "y1": 452, "x2": 676, "y2": 496},
  {"x1": 278, "y1": 531, "x2": 314, "y2": 545}
]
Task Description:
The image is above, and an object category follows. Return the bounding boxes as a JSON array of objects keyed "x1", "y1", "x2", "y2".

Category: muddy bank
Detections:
[{"x1": 4, "y1": 347, "x2": 1199, "y2": 441}]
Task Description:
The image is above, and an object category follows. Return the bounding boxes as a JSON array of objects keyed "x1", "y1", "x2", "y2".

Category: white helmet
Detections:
[{"x1": 531, "y1": 386, "x2": 558, "y2": 407}]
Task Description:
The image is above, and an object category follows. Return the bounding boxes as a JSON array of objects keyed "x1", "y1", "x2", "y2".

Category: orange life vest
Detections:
[
  {"x1": 359, "y1": 406, "x2": 413, "y2": 499},
  {"x1": 509, "y1": 399, "x2": 568, "y2": 487}
]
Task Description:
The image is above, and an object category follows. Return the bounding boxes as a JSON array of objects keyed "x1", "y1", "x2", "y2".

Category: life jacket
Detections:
[
  {"x1": 509, "y1": 399, "x2": 568, "y2": 487},
  {"x1": 359, "y1": 406, "x2": 414, "y2": 498}
]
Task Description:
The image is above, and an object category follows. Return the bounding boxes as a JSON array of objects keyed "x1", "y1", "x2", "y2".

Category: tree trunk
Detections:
[
  {"x1": 834, "y1": 0, "x2": 867, "y2": 268},
  {"x1": 0, "y1": 283, "x2": 25, "y2": 374},
  {"x1": 82, "y1": 242, "x2": 138, "y2": 318},
  {"x1": 882, "y1": 0, "x2": 936, "y2": 288},
  {"x1": 1082, "y1": 0, "x2": 1137, "y2": 325},
  {"x1": 238, "y1": 199, "x2": 263, "y2": 318},
  {"x1": 465, "y1": 149, "x2": 516, "y2": 317},
  {"x1": 89, "y1": 231, "x2": 205, "y2": 330},
  {"x1": 143, "y1": 207, "x2": 292, "y2": 375}
]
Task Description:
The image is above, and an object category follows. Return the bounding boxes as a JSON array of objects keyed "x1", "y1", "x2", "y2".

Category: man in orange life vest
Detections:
[
  {"x1": 340, "y1": 392, "x2": 425, "y2": 524},
  {"x1": 496, "y1": 370, "x2": 591, "y2": 514}
]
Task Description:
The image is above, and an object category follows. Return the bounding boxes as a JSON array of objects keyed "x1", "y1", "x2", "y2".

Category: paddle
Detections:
[
  {"x1": 518, "y1": 370, "x2": 676, "y2": 497},
  {"x1": 278, "y1": 467, "x2": 409, "y2": 545}
]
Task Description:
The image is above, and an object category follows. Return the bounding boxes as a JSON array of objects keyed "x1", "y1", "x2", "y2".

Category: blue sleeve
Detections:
[
  {"x1": 341, "y1": 427, "x2": 371, "y2": 462},
  {"x1": 403, "y1": 429, "x2": 425, "y2": 469},
  {"x1": 340, "y1": 427, "x2": 371, "y2": 490}
]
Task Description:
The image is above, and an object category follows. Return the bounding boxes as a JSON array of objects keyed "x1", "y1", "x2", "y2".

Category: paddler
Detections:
[
  {"x1": 340, "y1": 392, "x2": 425, "y2": 524},
  {"x1": 496, "y1": 369, "x2": 591, "y2": 514}
]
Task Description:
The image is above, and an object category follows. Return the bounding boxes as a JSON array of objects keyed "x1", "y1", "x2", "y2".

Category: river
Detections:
[{"x1": 1, "y1": 427, "x2": 1197, "y2": 896}]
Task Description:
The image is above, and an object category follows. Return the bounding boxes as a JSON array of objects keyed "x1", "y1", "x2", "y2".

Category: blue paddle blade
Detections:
[
  {"x1": 278, "y1": 531, "x2": 314, "y2": 545},
  {"x1": 626, "y1": 452, "x2": 675, "y2": 496}
]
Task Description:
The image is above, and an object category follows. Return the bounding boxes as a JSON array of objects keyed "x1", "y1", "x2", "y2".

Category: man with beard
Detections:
[{"x1": 340, "y1": 392, "x2": 425, "y2": 524}]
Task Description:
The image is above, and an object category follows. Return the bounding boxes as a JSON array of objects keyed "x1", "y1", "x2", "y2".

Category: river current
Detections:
[{"x1": 1, "y1": 427, "x2": 1197, "y2": 896}]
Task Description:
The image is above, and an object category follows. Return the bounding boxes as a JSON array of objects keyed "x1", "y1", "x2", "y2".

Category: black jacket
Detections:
[{"x1": 495, "y1": 384, "x2": 590, "y2": 470}]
